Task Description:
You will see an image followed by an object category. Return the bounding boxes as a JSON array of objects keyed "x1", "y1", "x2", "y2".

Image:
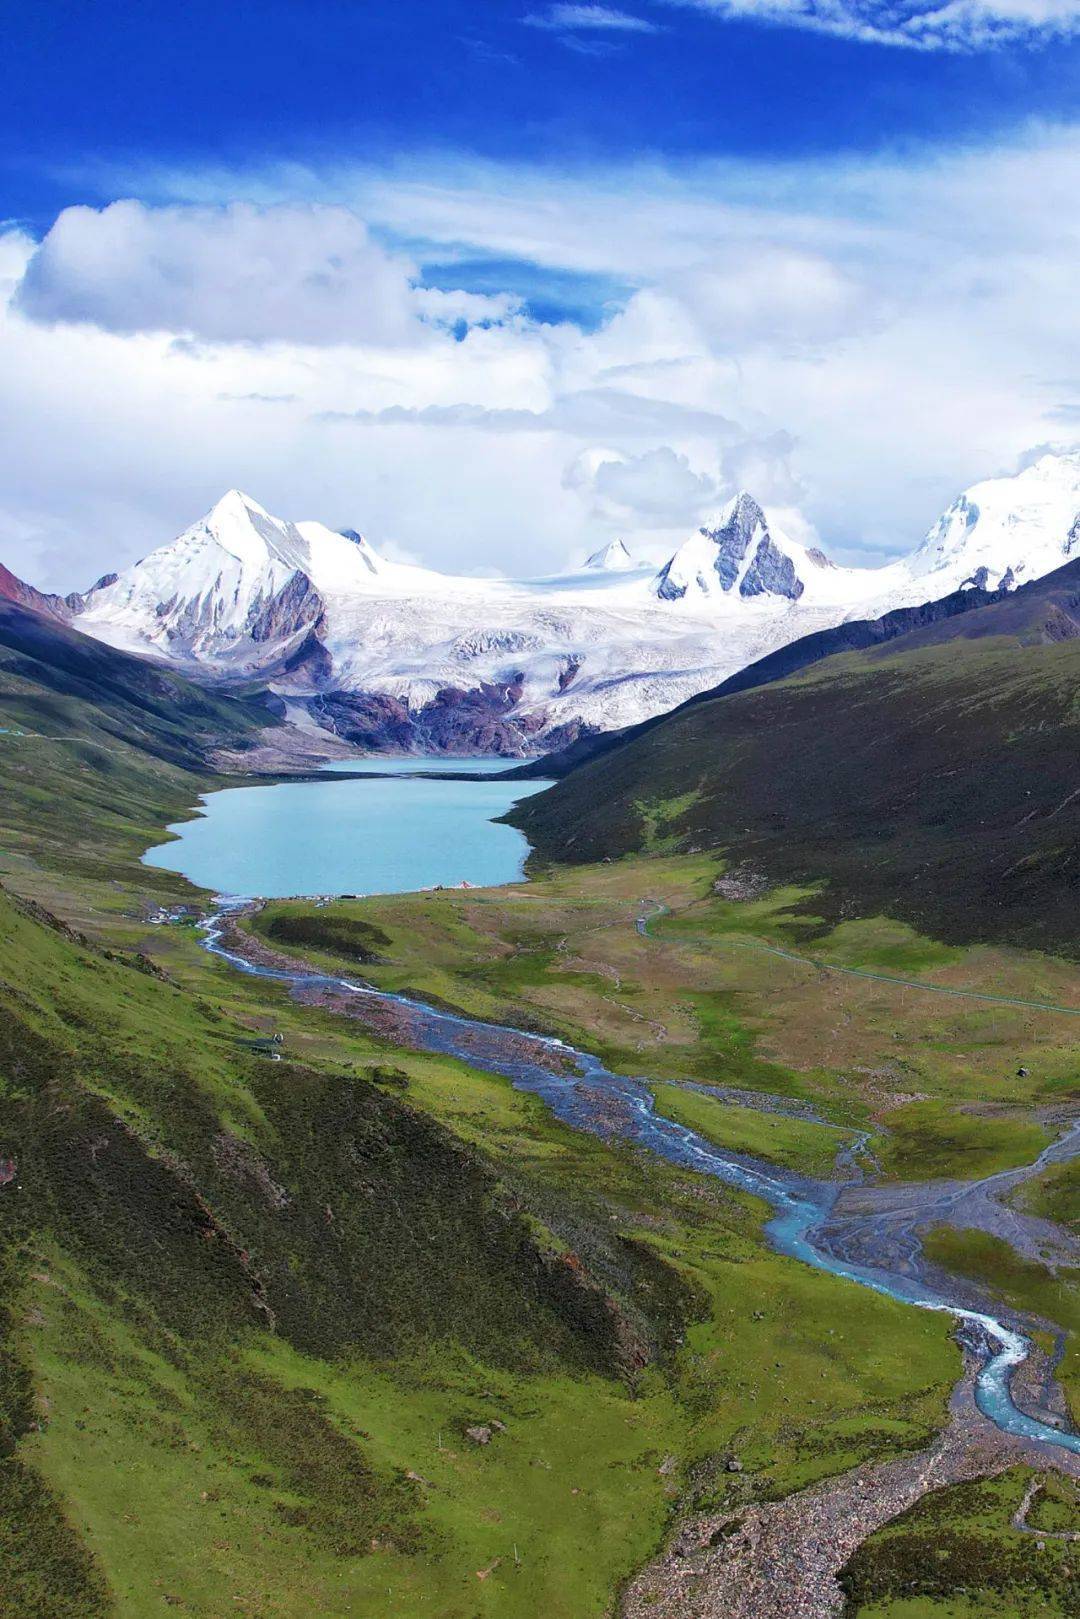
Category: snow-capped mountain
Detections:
[
  {"x1": 73, "y1": 490, "x2": 386, "y2": 675},
  {"x1": 584, "y1": 539, "x2": 634, "y2": 572},
  {"x1": 903, "y1": 452, "x2": 1080, "y2": 596},
  {"x1": 655, "y1": 492, "x2": 809, "y2": 603},
  {"x1": 65, "y1": 451, "x2": 1080, "y2": 754}
]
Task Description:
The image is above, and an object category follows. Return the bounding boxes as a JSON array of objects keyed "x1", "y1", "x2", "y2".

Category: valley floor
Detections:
[{"x1": 1, "y1": 784, "x2": 1078, "y2": 1615}]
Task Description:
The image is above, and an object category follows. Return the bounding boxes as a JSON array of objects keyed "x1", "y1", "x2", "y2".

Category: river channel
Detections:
[{"x1": 151, "y1": 757, "x2": 1079, "y2": 1458}]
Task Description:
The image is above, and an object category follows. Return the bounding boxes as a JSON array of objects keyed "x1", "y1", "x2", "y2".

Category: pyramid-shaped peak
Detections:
[
  {"x1": 195, "y1": 490, "x2": 300, "y2": 564},
  {"x1": 584, "y1": 538, "x2": 634, "y2": 571},
  {"x1": 209, "y1": 488, "x2": 272, "y2": 518},
  {"x1": 685, "y1": 492, "x2": 771, "y2": 593},
  {"x1": 707, "y1": 491, "x2": 767, "y2": 542}
]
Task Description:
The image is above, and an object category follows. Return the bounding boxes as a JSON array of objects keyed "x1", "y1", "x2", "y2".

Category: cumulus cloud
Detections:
[
  {"x1": 411, "y1": 284, "x2": 523, "y2": 329},
  {"x1": 664, "y1": 0, "x2": 1080, "y2": 50},
  {"x1": 565, "y1": 444, "x2": 719, "y2": 524},
  {"x1": 14, "y1": 201, "x2": 509, "y2": 347},
  {"x1": 5, "y1": 122, "x2": 1080, "y2": 587}
]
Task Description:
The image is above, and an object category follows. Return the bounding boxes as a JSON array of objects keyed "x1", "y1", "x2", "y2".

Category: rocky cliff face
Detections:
[
  {"x1": 248, "y1": 570, "x2": 325, "y2": 644},
  {"x1": 705, "y1": 492, "x2": 769, "y2": 591},
  {"x1": 0, "y1": 562, "x2": 73, "y2": 620},
  {"x1": 311, "y1": 677, "x2": 593, "y2": 756},
  {"x1": 739, "y1": 534, "x2": 804, "y2": 601}
]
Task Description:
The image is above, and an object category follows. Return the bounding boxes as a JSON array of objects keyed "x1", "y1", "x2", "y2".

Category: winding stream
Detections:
[{"x1": 200, "y1": 901, "x2": 1080, "y2": 1458}]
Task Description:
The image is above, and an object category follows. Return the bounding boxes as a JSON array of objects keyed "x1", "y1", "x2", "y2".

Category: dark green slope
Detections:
[
  {"x1": 0, "y1": 599, "x2": 271, "y2": 882},
  {"x1": 510, "y1": 560, "x2": 1080, "y2": 954},
  {"x1": 0, "y1": 599, "x2": 270, "y2": 769},
  {"x1": 0, "y1": 886, "x2": 690, "y2": 1614},
  {"x1": 510, "y1": 574, "x2": 1007, "y2": 781}
]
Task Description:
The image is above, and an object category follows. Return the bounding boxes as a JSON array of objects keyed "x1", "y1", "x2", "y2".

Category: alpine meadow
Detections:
[{"x1": 1, "y1": 5, "x2": 1079, "y2": 1618}]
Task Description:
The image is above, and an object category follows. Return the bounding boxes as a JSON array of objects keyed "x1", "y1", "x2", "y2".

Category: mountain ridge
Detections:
[
  {"x1": 507, "y1": 572, "x2": 1012, "y2": 779},
  {"x1": 8, "y1": 449, "x2": 1080, "y2": 755},
  {"x1": 508, "y1": 555, "x2": 1080, "y2": 955}
]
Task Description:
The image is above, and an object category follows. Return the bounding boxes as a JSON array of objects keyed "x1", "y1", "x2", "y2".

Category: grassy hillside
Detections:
[
  {"x1": 0, "y1": 879, "x2": 966, "y2": 1618},
  {"x1": 510, "y1": 627, "x2": 1080, "y2": 956},
  {"x1": 0, "y1": 885, "x2": 670, "y2": 1616},
  {"x1": 0, "y1": 599, "x2": 271, "y2": 890},
  {"x1": 1, "y1": 593, "x2": 1076, "y2": 1616}
]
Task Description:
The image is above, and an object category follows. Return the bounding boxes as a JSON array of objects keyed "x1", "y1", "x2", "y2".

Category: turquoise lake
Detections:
[{"x1": 143, "y1": 763, "x2": 552, "y2": 898}]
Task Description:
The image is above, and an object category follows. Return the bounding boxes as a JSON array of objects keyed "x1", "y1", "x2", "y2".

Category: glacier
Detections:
[{"x1": 66, "y1": 451, "x2": 1080, "y2": 754}]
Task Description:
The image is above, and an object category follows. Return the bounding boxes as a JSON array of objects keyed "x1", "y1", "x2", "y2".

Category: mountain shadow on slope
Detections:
[
  {"x1": 509, "y1": 578, "x2": 1012, "y2": 780},
  {"x1": 508, "y1": 559, "x2": 1080, "y2": 956},
  {"x1": 0, "y1": 597, "x2": 272, "y2": 771}
]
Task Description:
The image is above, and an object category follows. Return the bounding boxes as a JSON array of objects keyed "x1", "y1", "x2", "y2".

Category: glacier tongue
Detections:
[{"x1": 64, "y1": 451, "x2": 1080, "y2": 752}]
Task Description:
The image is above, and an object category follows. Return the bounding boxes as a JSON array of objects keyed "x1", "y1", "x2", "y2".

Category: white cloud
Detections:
[
  {"x1": 13, "y1": 200, "x2": 512, "y2": 347},
  {"x1": 6, "y1": 124, "x2": 1080, "y2": 587},
  {"x1": 411, "y1": 284, "x2": 523, "y2": 329},
  {"x1": 719, "y1": 431, "x2": 806, "y2": 506},
  {"x1": 665, "y1": 249, "x2": 874, "y2": 350},
  {"x1": 565, "y1": 444, "x2": 719, "y2": 524},
  {"x1": 523, "y1": 5, "x2": 661, "y2": 32},
  {"x1": 664, "y1": 0, "x2": 1080, "y2": 50}
]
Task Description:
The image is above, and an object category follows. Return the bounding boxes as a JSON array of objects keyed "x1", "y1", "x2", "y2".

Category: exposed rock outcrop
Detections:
[
  {"x1": 248, "y1": 569, "x2": 324, "y2": 644},
  {"x1": 309, "y1": 675, "x2": 591, "y2": 756},
  {"x1": 703, "y1": 492, "x2": 769, "y2": 592},
  {"x1": 0, "y1": 562, "x2": 73, "y2": 620},
  {"x1": 740, "y1": 535, "x2": 805, "y2": 601}
]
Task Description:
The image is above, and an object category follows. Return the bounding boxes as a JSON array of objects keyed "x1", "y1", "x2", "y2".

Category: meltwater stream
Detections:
[{"x1": 201, "y1": 904, "x2": 1079, "y2": 1458}]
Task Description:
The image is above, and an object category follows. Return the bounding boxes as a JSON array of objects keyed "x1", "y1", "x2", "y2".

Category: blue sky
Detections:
[
  {"x1": 2, "y1": 1, "x2": 1080, "y2": 584},
  {"x1": 6, "y1": 2, "x2": 1079, "y2": 230}
]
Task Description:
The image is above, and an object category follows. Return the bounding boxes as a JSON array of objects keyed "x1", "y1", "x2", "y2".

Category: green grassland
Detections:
[
  {"x1": 1014, "y1": 1158, "x2": 1080, "y2": 1230},
  {"x1": 250, "y1": 856, "x2": 1080, "y2": 1185},
  {"x1": 2, "y1": 615, "x2": 1078, "y2": 1617},
  {"x1": 0, "y1": 881, "x2": 963, "y2": 1617}
]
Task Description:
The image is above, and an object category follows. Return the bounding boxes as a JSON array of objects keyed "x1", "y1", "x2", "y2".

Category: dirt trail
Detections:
[{"x1": 1011, "y1": 1474, "x2": 1080, "y2": 1540}]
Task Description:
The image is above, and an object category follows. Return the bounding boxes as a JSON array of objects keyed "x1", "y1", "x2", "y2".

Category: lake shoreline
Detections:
[{"x1": 142, "y1": 761, "x2": 553, "y2": 900}]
